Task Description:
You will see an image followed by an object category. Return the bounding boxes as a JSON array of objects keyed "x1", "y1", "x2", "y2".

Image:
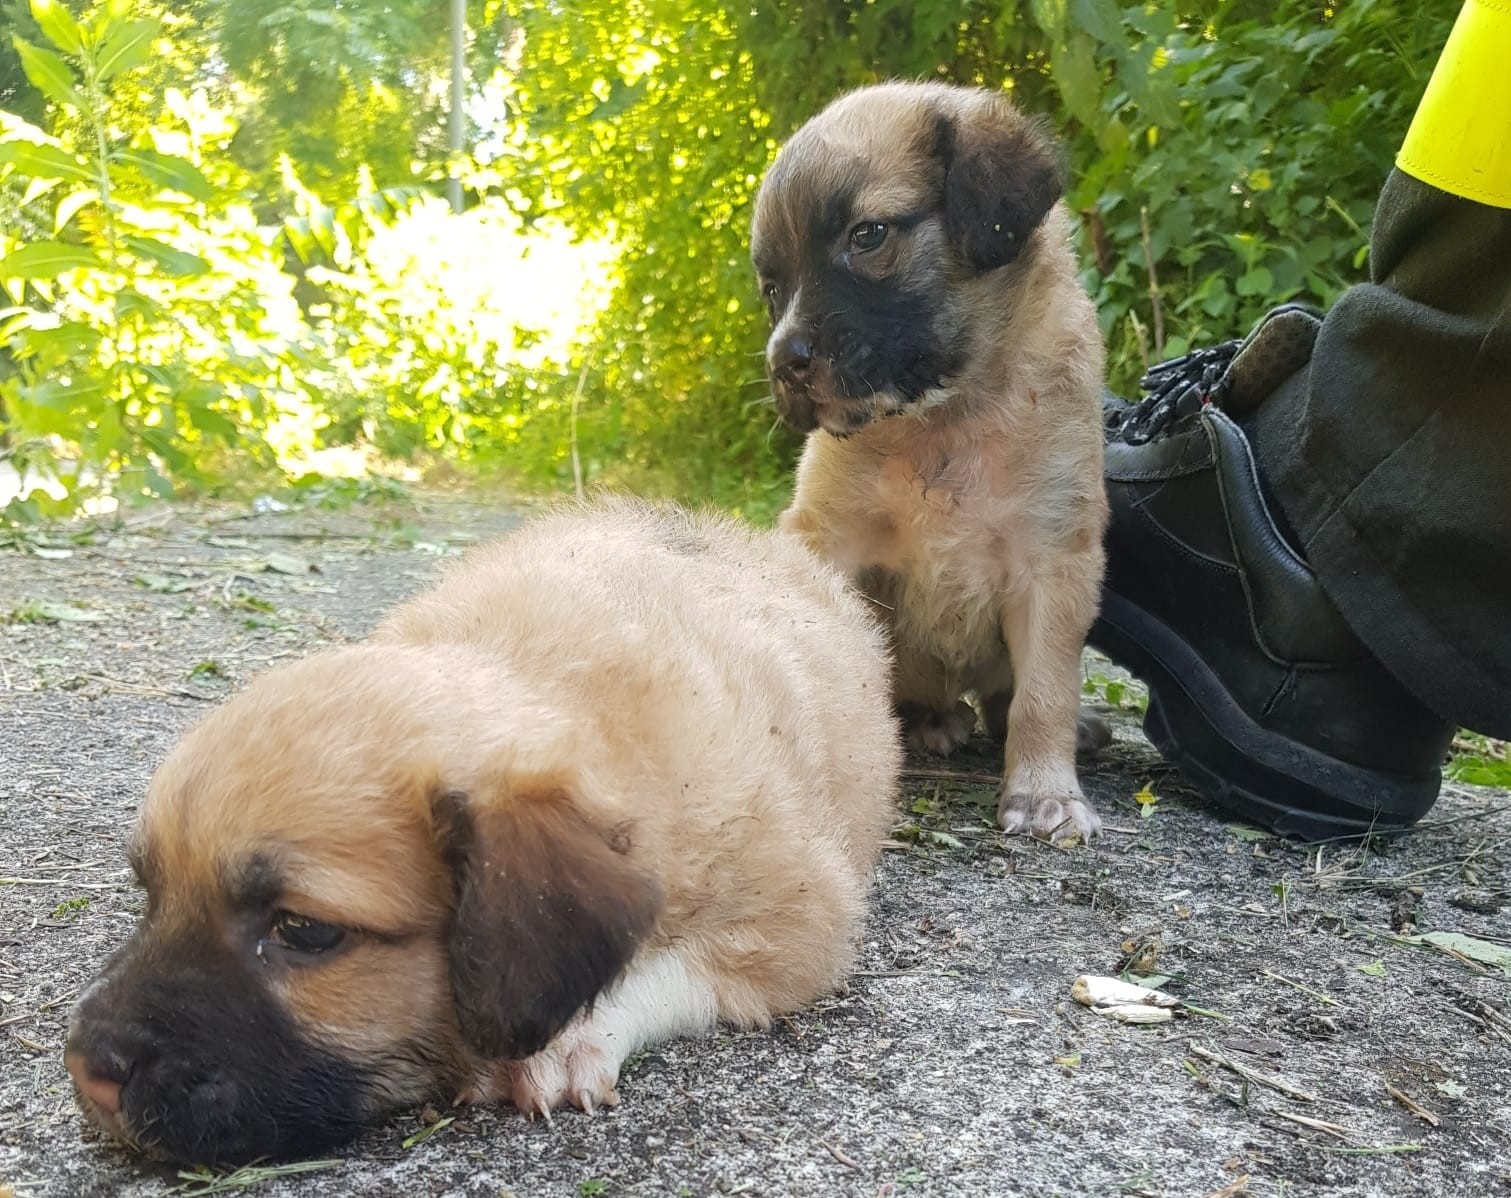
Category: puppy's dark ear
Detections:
[
  {"x1": 937, "y1": 102, "x2": 1066, "y2": 273},
  {"x1": 434, "y1": 786, "x2": 662, "y2": 1060}
]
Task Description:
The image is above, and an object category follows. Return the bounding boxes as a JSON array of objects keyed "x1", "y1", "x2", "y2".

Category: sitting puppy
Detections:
[
  {"x1": 65, "y1": 500, "x2": 899, "y2": 1163},
  {"x1": 752, "y1": 81, "x2": 1108, "y2": 840}
]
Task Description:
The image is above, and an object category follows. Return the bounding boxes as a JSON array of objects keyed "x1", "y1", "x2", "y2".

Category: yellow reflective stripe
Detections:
[{"x1": 1397, "y1": 0, "x2": 1511, "y2": 209}]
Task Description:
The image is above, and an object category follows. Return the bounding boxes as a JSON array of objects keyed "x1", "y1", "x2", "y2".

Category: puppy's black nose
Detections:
[{"x1": 771, "y1": 335, "x2": 814, "y2": 387}]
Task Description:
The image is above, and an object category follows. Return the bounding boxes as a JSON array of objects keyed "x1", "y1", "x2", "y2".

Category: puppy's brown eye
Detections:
[
  {"x1": 848, "y1": 222, "x2": 888, "y2": 252},
  {"x1": 269, "y1": 912, "x2": 346, "y2": 954}
]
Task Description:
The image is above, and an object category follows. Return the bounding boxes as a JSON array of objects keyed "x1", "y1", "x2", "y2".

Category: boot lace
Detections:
[{"x1": 1106, "y1": 339, "x2": 1242, "y2": 445}]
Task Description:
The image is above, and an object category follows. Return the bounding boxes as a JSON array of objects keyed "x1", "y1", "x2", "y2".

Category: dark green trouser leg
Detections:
[{"x1": 1252, "y1": 1, "x2": 1511, "y2": 740}]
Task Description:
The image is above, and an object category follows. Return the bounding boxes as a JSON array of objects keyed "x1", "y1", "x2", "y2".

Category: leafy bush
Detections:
[
  {"x1": 0, "y1": 1, "x2": 311, "y2": 514},
  {"x1": 0, "y1": 0, "x2": 1456, "y2": 522},
  {"x1": 299, "y1": 195, "x2": 610, "y2": 473},
  {"x1": 501, "y1": 0, "x2": 1450, "y2": 515}
]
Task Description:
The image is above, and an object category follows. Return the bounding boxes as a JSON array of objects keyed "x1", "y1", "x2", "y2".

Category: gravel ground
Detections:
[{"x1": 1, "y1": 491, "x2": 1508, "y2": 1198}]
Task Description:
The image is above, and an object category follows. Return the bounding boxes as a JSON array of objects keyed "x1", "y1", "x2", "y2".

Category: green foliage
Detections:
[
  {"x1": 298, "y1": 195, "x2": 603, "y2": 467},
  {"x1": 497, "y1": 0, "x2": 1448, "y2": 515},
  {"x1": 1446, "y1": 734, "x2": 1511, "y2": 790},
  {"x1": 0, "y1": 2, "x2": 303, "y2": 514},
  {"x1": 0, "y1": 0, "x2": 1456, "y2": 523}
]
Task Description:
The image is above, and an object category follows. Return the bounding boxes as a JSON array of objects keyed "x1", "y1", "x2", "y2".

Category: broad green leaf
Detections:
[
  {"x1": 53, "y1": 186, "x2": 98, "y2": 233},
  {"x1": 113, "y1": 287, "x2": 162, "y2": 321},
  {"x1": 15, "y1": 319, "x2": 100, "y2": 360},
  {"x1": 0, "y1": 240, "x2": 104, "y2": 279},
  {"x1": 1414, "y1": 932, "x2": 1511, "y2": 977},
  {"x1": 11, "y1": 598, "x2": 103, "y2": 623},
  {"x1": 93, "y1": 18, "x2": 160, "y2": 83},
  {"x1": 0, "y1": 140, "x2": 93, "y2": 187},
  {"x1": 190, "y1": 405, "x2": 239, "y2": 441},
  {"x1": 1069, "y1": 0, "x2": 1123, "y2": 44},
  {"x1": 122, "y1": 235, "x2": 210, "y2": 277},
  {"x1": 10, "y1": 36, "x2": 84, "y2": 110},
  {"x1": 112, "y1": 147, "x2": 212, "y2": 200},
  {"x1": 0, "y1": 307, "x2": 35, "y2": 341},
  {"x1": 30, "y1": 0, "x2": 85, "y2": 54},
  {"x1": 1052, "y1": 35, "x2": 1101, "y2": 127},
  {"x1": 1029, "y1": 0, "x2": 1068, "y2": 40}
]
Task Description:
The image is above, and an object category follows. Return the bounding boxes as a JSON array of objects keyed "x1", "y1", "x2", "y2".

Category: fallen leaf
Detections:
[
  {"x1": 1358, "y1": 959, "x2": 1387, "y2": 978},
  {"x1": 12, "y1": 599, "x2": 103, "y2": 623},
  {"x1": 263, "y1": 551, "x2": 312, "y2": 575},
  {"x1": 133, "y1": 573, "x2": 194, "y2": 593},
  {"x1": 1413, "y1": 931, "x2": 1511, "y2": 977}
]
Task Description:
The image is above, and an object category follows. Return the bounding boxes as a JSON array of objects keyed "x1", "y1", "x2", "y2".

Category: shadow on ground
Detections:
[{"x1": 2, "y1": 492, "x2": 1508, "y2": 1198}]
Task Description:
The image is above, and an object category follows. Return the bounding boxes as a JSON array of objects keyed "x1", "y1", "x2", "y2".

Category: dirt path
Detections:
[{"x1": 2, "y1": 491, "x2": 1508, "y2": 1198}]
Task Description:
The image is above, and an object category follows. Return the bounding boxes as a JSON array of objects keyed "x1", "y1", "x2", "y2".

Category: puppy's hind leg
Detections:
[
  {"x1": 894, "y1": 641, "x2": 975, "y2": 756},
  {"x1": 503, "y1": 950, "x2": 719, "y2": 1118}
]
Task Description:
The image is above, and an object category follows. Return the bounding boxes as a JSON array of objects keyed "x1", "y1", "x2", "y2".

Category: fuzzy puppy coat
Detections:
[
  {"x1": 65, "y1": 501, "x2": 900, "y2": 1163},
  {"x1": 752, "y1": 82, "x2": 1108, "y2": 839}
]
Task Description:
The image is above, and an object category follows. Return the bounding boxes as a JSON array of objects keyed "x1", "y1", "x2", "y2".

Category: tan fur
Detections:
[
  {"x1": 754, "y1": 82, "x2": 1108, "y2": 840},
  {"x1": 79, "y1": 499, "x2": 899, "y2": 1145}
]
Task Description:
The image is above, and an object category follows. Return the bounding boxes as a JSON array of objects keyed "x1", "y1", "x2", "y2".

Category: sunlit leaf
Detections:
[
  {"x1": 112, "y1": 147, "x2": 213, "y2": 200},
  {"x1": 122, "y1": 235, "x2": 211, "y2": 277},
  {"x1": 9, "y1": 37, "x2": 84, "y2": 110},
  {"x1": 0, "y1": 240, "x2": 105, "y2": 279},
  {"x1": 93, "y1": 18, "x2": 160, "y2": 83},
  {"x1": 29, "y1": 0, "x2": 85, "y2": 55}
]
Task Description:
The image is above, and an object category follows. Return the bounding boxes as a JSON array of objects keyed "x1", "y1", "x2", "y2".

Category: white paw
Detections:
[
  {"x1": 997, "y1": 789, "x2": 1102, "y2": 842},
  {"x1": 509, "y1": 1020, "x2": 621, "y2": 1119},
  {"x1": 901, "y1": 701, "x2": 977, "y2": 756}
]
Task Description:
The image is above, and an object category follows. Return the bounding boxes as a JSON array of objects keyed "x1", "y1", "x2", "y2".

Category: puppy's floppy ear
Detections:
[
  {"x1": 936, "y1": 100, "x2": 1066, "y2": 273},
  {"x1": 434, "y1": 784, "x2": 662, "y2": 1060}
]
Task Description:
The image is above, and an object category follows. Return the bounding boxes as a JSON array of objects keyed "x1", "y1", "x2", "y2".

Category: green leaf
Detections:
[
  {"x1": 10, "y1": 36, "x2": 84, "y2": 109},
  {"x1": 1069, "y1": 0, "x2": 1123, "y2": 44},
  {"x1": 1052, "y1": 34, "x2": 1101, "y2": 127},
  {"x1": 1357, "y1": 959, "x2": 1386, "y2": 978},
  {"x1": 1413, "y1": 932, "x2": 1511, "y2": 977},
  {"x1": 0, "y1": 140, "x2": 95, "y2": 186},
  {"x1": 122, "y1": 235, "x2": 210, "y2": 277},
  {"x1": 1236, "y1": 266, "x2": 1274, "y2": 297},
  {"x1": 16, "y1": 318, "x2": 100, "y2": 360},
  {"x1": 0, "y1": 239, "x2": 105, "y2": 279},
  {"x1": 112, "y1": 147, "x2": 213, "y2": 200},
  {"x1": 30, "y1": 0, "x2": 85, "y2": 55},
  {"x1": 92, "y1": 18, "x2": 159, "y2": 82},
  {"x1": 1029, "y1": 0, "x2": 1068, "y2": 40},
  {"x1": 9, "y1": 598, "x2": 103, "y2": 623},
  {"x1": 113, "y1": 288, "x2": 162, "y2": 321}
]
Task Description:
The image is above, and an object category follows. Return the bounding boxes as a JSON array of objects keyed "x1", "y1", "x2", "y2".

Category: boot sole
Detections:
[{"x1": 1090, "y1": 591, "x2": 1442, "y2": 839}]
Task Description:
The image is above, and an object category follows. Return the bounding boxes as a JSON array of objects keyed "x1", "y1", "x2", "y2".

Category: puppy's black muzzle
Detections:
[{"x1": 67, "y1": 929, "x2": 372, "y2": 1164}]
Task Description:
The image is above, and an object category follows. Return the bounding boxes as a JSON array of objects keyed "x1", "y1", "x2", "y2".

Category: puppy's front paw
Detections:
[
  {"x1": 509, "y1": 1021, "x2": 621, "y2": 1119},
  {"x1": 997, "y1": 788, "x2": 1102, "y2": 842},
  {"x1": 899, "y1": 701, "x2": 977, "y2": 756}
]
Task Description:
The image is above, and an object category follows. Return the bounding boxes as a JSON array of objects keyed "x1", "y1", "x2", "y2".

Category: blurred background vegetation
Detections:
[{"x1": 0, "y1": 0, "x2": 1455, "y2": 523}]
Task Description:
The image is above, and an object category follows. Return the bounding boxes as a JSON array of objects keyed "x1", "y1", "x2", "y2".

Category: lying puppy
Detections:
[
  {"x1": 65, "y1": 500, "x2": 899, "y2": 1163},
  {"x1": 752, "y1": 81, "x2": 1108, "y2": 840}
]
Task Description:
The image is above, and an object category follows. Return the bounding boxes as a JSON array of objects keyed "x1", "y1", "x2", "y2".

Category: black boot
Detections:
[{"x1": 1093, "y1": 306, "x2": 1455, "y2": 839}]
